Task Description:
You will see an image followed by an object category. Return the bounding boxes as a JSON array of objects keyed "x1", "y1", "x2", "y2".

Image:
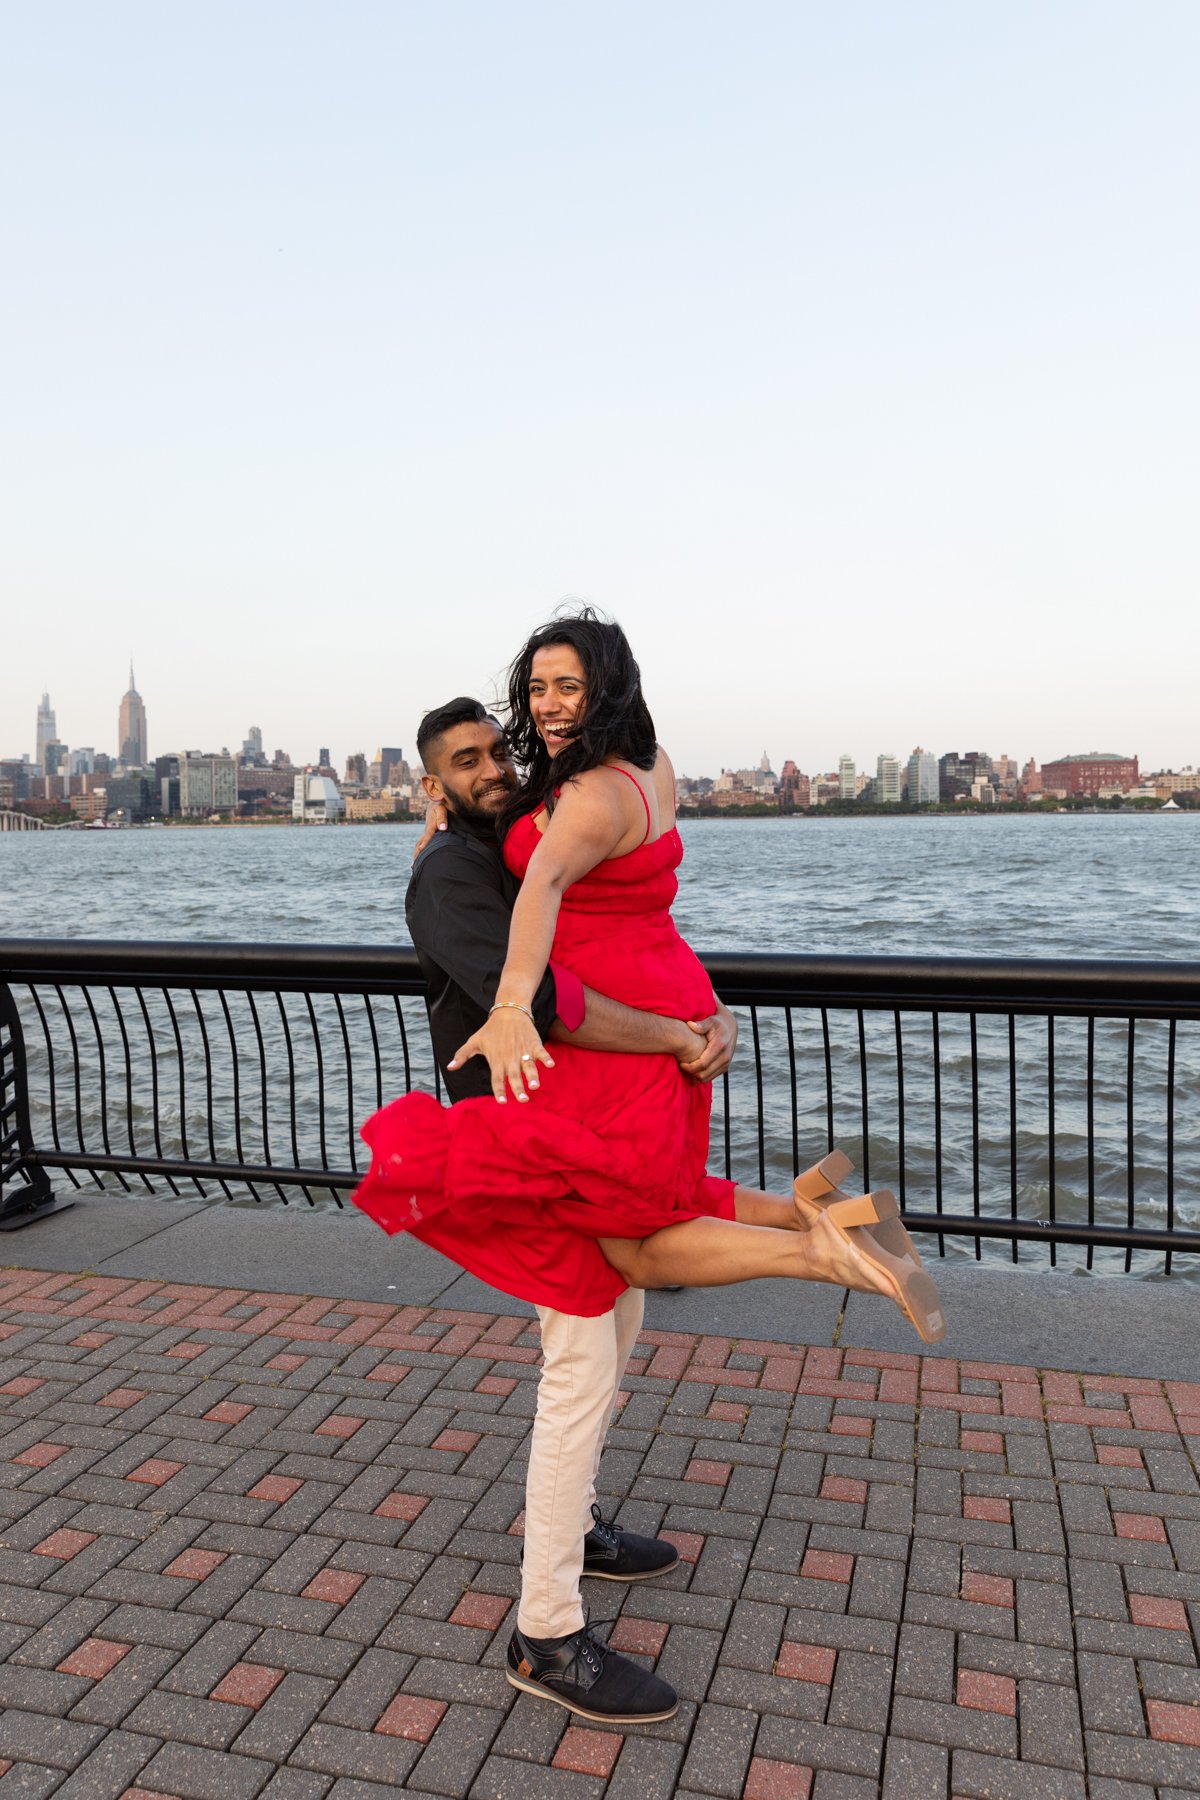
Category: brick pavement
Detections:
[{"x1": 0, "y1": 1266, "x2": 1195, "y2": 1799}]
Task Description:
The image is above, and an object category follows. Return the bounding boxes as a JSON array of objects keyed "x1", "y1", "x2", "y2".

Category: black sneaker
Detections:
[
  {"x1": 583, "y1": 1505, "x2": 680, "y2": 1581},
  {"x1": 506, "y1": 1621, "x2": 678, "y2": 1723}
]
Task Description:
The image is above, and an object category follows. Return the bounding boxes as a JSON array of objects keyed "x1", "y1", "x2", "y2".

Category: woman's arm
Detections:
[{"x1": 448, "y1": 770, "x2": 642, "y2": 1102}]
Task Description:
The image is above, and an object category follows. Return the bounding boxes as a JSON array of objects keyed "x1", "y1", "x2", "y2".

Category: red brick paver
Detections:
[
  {"x1": 744, "y1": 1756, "x2": 814, "y2": 1799},
  {"x1": 1113, "y1": 1511, "x2": 1169, "y2": 1542},
  {"x1": 210, "y1": 1662, "x2": 285, "y2": 1707},
  {"x1": 685, "y1": 1458, "x2": 731, "y2": 1484},
  {"x1": 963, "y1": 1495, "x2": 1011, "y2": 1523},
  {"x1": 552, "y1": 1726, "x2": 623, "y2": 1776},
  {"x1": 777, "y1": 1643, "x2": 837, "y2": 1683},
  {"x1": 126, "y1": 1459, "x2": 184, "y2": 1487},
  {"x1": 373, "y1": 1491, "x2": 428, "y2": 1521},
  {"x1": 33, "y1": 1529, "x2": 96, "y2": 1561},
  {"x1": 433, "y1": 1428, "x2": 480, "y2": 1453},
  {"x1": 13, "y1": 1441, "x2": 68, "y2": 1467},
  {"x1": 1148, "y1": 1700, "x2": 1200, "y2": 1746},
  {"x1": 164, "y1": 1549, "x2": 227, "y2": 1580},
  {"x1": 961, "y1": 1429, "x2": 1004, "y2": 1454},
  {"x1": 375, "y1": 1694, "x2": 447, "y2": 1740},
  {"x1": 800, "y1": 1550, "x2": 854, "y2": 1583},
  {"x1": 58, "y1": 1638, "x2": 132, "y2": 1678},
  {"x1": 659, "y1": 1530, "x2": 705, "y2": 1563},
  {"x1": 448, "y1": 1591, "x2": 511, "y2": 1629},
  {"x1": 961, "y1": 1571, "x2": 1014, "y2": 1608},
  {"x1": 609, "y1": 1617, "x2": 669, "y2": 1657},
  {"x1": 1129, "y1": 1593, "x2": 1189, "y2": 1630},
  {"x1": 314, "y1": 1412, "x2": 362, "y2": 1438},
  {"x1": 957, "y1": 1669, "x2": 1018, "y2": 1715},
  {"x1": 247, "y1": 1475, "x2": 303, "y2": 1503},
  {"x1": 1097, "y1": 1443, "x2": 1144, "y2": 1467},
  {"x1": 302, "y1": 1569, "x2": 365, "y2": 1604},
  {"x1": 820, "y1": 1474, "x2": 867, "y2": 1503}
]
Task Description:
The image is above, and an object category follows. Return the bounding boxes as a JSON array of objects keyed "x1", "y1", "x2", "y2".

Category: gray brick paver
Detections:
[
  {"x1": 0, "y1": 1762, "x2": 68, "y2": 1798},
  {"x1": 950, "y1": 1746, "x2": 1088, "y2": 1798},
  {"x1": 677, "y1": 1699, "x2": 757, "y2": 1796},
  {"x1": 48, "y1": 1727, "x2": 161, "y2": 1798},
  {"x1": 880, "y1": 1734, "x2": 948, "y2": 1796},
  {"x1": 406, "y1": 1700, "x2": 505, "y2": 1796},
  {"x1": 139, "y1": 1738, "x2": 276, "y2": 1798}
]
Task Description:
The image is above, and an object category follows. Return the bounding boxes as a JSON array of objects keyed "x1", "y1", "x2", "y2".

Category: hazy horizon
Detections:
[{"x1": 4, "y1": 2, "x2": 1197, "y2": 775}]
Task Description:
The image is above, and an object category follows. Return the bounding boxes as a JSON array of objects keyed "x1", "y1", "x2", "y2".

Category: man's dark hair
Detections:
[
  {"x1": 416, "y1": 697, "x2": 494, "y2": 771},
  {"x1": 500, "y1": 606, "x2": 657, "y2": 832}
]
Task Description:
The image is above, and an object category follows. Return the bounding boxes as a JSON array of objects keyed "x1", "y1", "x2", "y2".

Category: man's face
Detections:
[{"x1": 422, "y1": 719, "x2": 516, "y2": 826}]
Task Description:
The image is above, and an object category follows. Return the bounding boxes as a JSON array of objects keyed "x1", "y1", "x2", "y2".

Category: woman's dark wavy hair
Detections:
[{"x1": 499, "y1": 606, "x2": 657, "y2": 833}]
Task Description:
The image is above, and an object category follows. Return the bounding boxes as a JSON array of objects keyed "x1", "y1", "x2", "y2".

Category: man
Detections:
[{"x1": 406, "y1": 696, "x2": 736, "y2": 1725}]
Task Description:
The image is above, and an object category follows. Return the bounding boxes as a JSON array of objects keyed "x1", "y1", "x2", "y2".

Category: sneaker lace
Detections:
[{"x1": 588, "y1": 1504, "x2": 621, "y2": 1555}]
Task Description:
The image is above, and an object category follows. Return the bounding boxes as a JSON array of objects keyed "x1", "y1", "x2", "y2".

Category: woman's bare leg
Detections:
[
  {"x1": 730, "y1": 1185, "x2": 802, "y2": 1231},
  {"x1": 599, "y1": 1193, "x2": 895, "y2": 1300}
]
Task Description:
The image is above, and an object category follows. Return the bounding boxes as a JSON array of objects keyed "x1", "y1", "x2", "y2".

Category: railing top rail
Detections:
[
  {"x1": 701, "y1": 951, "x2": 1200, "y2": 1015},
  {"x1": 2, "y1": 937, "x2": 1200, "y2": 1014},
  {"x1": 0, "y1": 937, "x2": 424, "y2": 988}
]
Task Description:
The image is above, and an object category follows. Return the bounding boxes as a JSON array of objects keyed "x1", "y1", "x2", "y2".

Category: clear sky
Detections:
[{"x1": 3, "y1": 1, "x2": 1197, "y2": 777}]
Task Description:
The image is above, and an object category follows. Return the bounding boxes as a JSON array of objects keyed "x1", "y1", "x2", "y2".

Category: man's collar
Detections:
[{"x1": 446, "y1": 807, "x2": 500, "y2": 846}]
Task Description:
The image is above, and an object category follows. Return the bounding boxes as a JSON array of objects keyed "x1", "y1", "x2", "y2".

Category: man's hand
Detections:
[
  {"x1": 412, "y1": 800, "x2": 448, "y2": 862},
  {"x1": 676, "y1": 1000, "x2": 739, "y2": 1083}
]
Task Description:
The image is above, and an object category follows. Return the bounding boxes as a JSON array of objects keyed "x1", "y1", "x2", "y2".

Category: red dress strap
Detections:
[{"x1": 610, "y1": 766, "x2": 652, "y2": 846}]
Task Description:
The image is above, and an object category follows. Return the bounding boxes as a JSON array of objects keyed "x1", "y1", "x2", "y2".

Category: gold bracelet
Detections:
[{"x1": 489, "y1": 1002, "x2": 533, "y2": 1022}]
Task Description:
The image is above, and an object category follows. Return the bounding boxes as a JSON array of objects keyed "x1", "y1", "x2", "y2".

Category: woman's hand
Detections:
[
  {"x1": 449, "y1": 1007, "x2": 556, "y2": 1103},
  {"x1": 411, "y1": 799, "x2": 448, "y2": 862}
]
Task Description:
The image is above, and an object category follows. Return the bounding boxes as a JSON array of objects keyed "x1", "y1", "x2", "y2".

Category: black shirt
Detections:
[{"x1": 405, "y1": 811, "x2": 560, "y2": 1101}]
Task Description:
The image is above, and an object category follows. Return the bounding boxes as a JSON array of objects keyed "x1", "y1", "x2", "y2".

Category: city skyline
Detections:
[
  {"x1": 4, "y1": 6, "x2": 1198, "y2": 775},
  {"x1": 7, "y1": 670, "x2": 1193, "y2": 791}
]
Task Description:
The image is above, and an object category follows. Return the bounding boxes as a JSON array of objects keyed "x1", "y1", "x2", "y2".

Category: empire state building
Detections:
[{"x1": 118, "y1": 665, "x2": 148, "y2": 766}]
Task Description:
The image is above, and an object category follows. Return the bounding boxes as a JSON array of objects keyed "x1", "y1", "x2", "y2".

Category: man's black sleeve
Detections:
[{"x1": 406, "y1": 858, "x2": 559, "y2": 1035}]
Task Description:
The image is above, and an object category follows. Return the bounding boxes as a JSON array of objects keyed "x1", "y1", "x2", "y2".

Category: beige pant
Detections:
[{"x1": 517, "y1": 1286, "x2": 645, "y2": 1639}]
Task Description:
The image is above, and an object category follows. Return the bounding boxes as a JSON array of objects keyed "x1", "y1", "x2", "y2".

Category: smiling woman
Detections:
[{"x1": 497, "y1": 606, "x2": 659, "y2": 839}]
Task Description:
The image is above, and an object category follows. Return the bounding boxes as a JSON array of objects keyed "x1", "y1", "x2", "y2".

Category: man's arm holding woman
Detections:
[
  {"x1": 410, "y1": 834, "x2": 736, "y2": 1093},
  {"x1": 451, "y1": 769, "x2": 694, "y2": 1100}
]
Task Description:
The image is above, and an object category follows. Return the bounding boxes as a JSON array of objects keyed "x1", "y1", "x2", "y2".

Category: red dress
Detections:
[{"x1": 351, "y1": 794, "x2": 736, "y2": 1314}]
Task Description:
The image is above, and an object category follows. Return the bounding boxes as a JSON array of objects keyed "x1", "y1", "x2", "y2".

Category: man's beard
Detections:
[{"x1": 448, "y1": 785, "x2": 511, "y2": 828}]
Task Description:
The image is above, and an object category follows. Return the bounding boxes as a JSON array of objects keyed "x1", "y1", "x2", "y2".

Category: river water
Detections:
[
  {"x1": 2, "y1": 814, "x2": 1197, "y2": 1279},
  {"x1": 4, "y1": 812, "x2": 1199, "y2": 959}
]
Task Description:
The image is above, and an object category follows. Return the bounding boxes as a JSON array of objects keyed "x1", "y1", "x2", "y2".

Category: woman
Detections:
[{"x1": 355, "y1": 608, "x2": 944, "y2": 1344}]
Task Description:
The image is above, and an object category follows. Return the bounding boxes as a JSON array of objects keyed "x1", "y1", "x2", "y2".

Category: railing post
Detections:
[{"x1": 0, "y1": 986, "x2": 73, "y2": 1228}]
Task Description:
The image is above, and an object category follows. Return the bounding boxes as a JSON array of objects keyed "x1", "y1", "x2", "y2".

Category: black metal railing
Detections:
[{"x1": 0, "y1": 938, "x2": 1197, "y2": 1273}]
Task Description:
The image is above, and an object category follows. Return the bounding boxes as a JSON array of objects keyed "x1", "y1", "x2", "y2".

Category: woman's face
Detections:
[{"x1": 528, "y1": 643, "x2": 587, "y2": 758}]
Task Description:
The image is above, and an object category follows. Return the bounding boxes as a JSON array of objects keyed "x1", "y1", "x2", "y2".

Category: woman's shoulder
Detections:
[{"x1": 585, "y1": 746, "x2": 673, "y2": 784}]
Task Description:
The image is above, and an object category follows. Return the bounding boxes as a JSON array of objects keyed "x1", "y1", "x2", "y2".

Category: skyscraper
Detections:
[
  {"x1": 838, "y1": 755, "x2": 856, "y2": 800},
  {"x1": 876, "y1": 753, "x2": 903, "y2": 803},
  {"x1": 905, "y1": 747, "x2": 939, "y2": 805},
  {"x1": 370, "y1": 747, "x2": 404, "y2": 789},
  {"x1": 118, "y1": 666, "x2": 148, "y2": 766},
  {"x1": 36, "y1": 694, "x2": 56, "y2": 773}
]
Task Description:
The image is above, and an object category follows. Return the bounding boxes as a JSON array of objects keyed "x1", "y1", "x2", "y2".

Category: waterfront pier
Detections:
[{"x1": 0, "y1": 939, "x2": 1196, "y2": 1795}]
